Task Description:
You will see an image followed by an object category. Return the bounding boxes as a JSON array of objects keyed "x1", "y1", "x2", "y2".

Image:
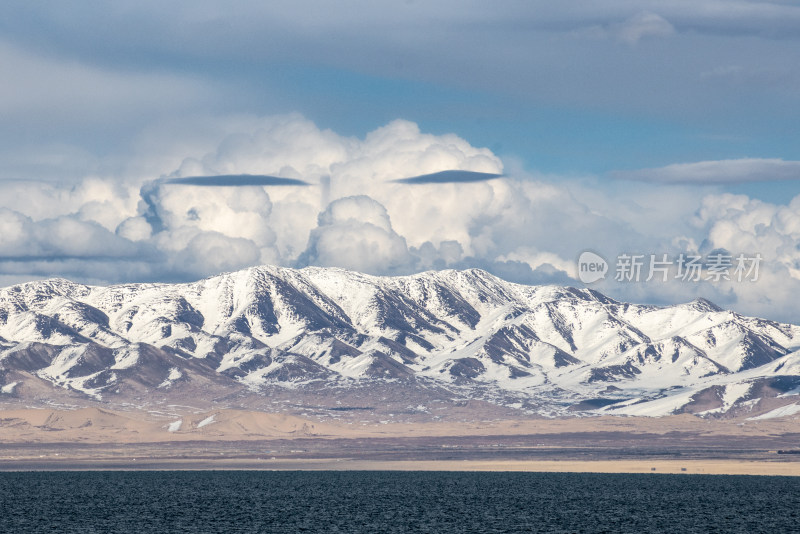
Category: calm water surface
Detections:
[{"x1": 0, "y1": 471, "x2": 797, "y2": 533}]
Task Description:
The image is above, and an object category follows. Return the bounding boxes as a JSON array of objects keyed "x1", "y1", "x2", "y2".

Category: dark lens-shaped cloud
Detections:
[
  {"x1": 163, "y1": 174, "x2": 310, "y2": 186},
  {"x1": 391, "y1": 170, "x2": 503, "y2": 185}
]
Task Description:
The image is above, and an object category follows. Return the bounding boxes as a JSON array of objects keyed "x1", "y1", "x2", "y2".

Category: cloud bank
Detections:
[
  {"x1": 613, "y1": 158, "x2": 800, "y2": 184},
  {"x1": 1, "y1": 115, "x2": 799, "y2": 323}
]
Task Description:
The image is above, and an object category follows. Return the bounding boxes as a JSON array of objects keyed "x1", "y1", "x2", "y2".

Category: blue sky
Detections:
[
  {"x1": 2, "y1": 1, "x2": 799, "y2": 190},
  {"x1": 2, "y1": 1, "x2": 800, "y2": 321}
]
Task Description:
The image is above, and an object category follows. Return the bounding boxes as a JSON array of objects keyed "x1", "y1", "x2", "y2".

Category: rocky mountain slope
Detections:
[{"x1": 1, "y1": 265, "x2": 799, "y2": 419}]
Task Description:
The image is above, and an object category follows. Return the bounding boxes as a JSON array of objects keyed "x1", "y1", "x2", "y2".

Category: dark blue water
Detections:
[{"x1": 0, "y1": 471, "x2": 797, "y2": 533}]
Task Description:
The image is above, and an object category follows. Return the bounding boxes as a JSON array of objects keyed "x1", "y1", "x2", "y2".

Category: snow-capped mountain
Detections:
[{"x1": 1, "y1": 265, "x2": 799, "y2": 419}]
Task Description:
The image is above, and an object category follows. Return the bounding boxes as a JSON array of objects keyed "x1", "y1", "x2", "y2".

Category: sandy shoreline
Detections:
[{"x1": 2, "y1": 458, "x2": 800, "y2": 476}]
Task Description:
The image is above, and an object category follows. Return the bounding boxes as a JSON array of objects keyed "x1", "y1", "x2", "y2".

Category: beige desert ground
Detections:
[{"x1": 1, "y1": 406, "x2": 800, "y2": 474}]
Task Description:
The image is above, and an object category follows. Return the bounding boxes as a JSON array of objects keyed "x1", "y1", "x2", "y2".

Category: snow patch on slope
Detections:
[{"x1": 748, "y1": 404, "x2": 800, "y2": 420}]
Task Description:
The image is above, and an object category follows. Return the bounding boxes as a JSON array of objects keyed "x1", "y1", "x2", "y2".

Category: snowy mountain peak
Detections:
[
  {"x1": 1, "y1": 265, "x2": 799, "y2": 418},
  {"x1": 686, "y1": 297, "x2": 724, "y2": 313}
]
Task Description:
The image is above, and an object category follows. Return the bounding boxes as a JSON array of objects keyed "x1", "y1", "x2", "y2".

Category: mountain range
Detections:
[{"x1": 1, "y1": 265, "x2": 799, "y2": 420}]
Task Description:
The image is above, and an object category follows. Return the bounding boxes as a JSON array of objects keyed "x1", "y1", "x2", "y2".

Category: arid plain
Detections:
[{"x1": 2, "y1": 405, "x2": 799, "y2": 475}]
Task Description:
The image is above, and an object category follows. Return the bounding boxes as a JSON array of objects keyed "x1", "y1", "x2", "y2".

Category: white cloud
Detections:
[
  {"x1": 1, "y1": 115, "x2": 799, "y2": 322},
  {"x1": 173, "y1": 231, "x2": 262, "y2": 279},
  {"x1": 159, "y1": 115, "x2": 504, "y2": 264},
  {"x1": 694, "y1": 194, "x2": 800, "y2": 265},
  {"x1": 615, "y1": 12, "x2": 676, "y2": 44},
  {"x1": 0, "y1": 116, "x2": 505, "y2": 281},
  {"x1": 497, "y1": 247, "x2": 577, "y2": 279},
  {"x1": 0, "y1": 177, "x2": 139, "y2": 225},
  {"x1": 300, "y1": 196, "x2": 414, "y2": 274},
  {"x1": 0, "y1": 208, "x2": 141, "y2": 260},
  {"x1": 174, "y1": 113, "x2": 351, "y2": 181},
  {"x1": 612, "y1": 158, "x2": 800, "y2": 184},
  {"x1": 116, "y1": 216, "x2": 152, "y2": 242}
]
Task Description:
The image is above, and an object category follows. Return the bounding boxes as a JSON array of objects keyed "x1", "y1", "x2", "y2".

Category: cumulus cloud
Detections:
[
  {"x1": 611, "y1": 158, "x2": 800, "y2": 184},
  {"x1": 158, "y1": 116, "x2": 505, "y2": 266},
  {"x1": 0, "y1": 208, "x2": 144, "y2": 261},
  {"x1": 0, "y1": 177, "x2": 139, "y2": 226},
  {"x1": 1, "y1": 114, "x2": 799, "y2": 322},
  {"x1": 172, "y1": 231, "x2": 262, "y2": 280},
  {"x1": 299, "y1": 196, "x2": 414, "y2": 274},
  {"x1": 693, "y1": 194, "x2": 800, "y2": 260},
  {"x1": 497, "y1": 247, "x2": 577, "y2": 279},
  {"x1": 672, "y1": 193, "x2": 800, "y2": 319},
  {"x1": 0, "y1": 116, "x2": 507, "y2": 282}
]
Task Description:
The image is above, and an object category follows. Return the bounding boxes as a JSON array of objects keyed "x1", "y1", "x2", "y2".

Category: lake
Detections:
[{"x1": 0, "y1": 471, "x2": 797, "y2": 533}]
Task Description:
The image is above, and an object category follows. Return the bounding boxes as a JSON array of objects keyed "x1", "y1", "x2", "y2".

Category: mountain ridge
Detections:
[{"x1": 1, "y1": 265, "x2": 799, "y2": 420}]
